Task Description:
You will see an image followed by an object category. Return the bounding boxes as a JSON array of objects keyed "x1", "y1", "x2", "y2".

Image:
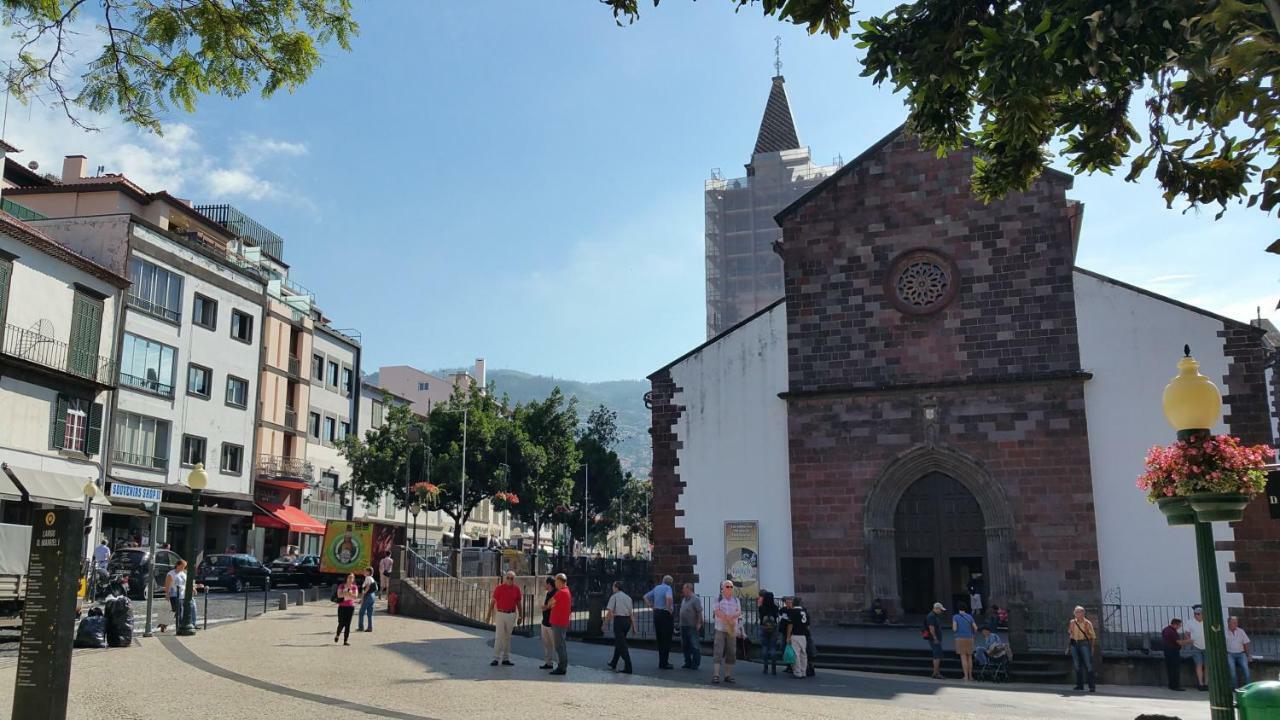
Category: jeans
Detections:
[
  {"x1": 492, "y1": 611, "x2": 516, "y2": 661},
  {"x1": 681, "y1": 625, "x2": 702, "y2": 668},
  {"x1": 760, "y1": 629, "x2": 778, "y2": 668},
  {"x1": 1228, "y1": 652, "x2": 1251, "y2": 687},
  {"x1": 357, "y1": 593, "x2": 375, "y2": 631},
  {"x1": 553, "y1": 626, "x2": 569, "y2": 671},
  {"x1": 610, "y1": 616, "x2": 632, "y2": 671},
  {"x1": 540, "y1": 625, "x2": 555, "y2": 665},
  {"x1": 654, "y1": 610, "x2": 674, "y2": 667},
  {"x1": 1070, "y1": 641, "x2": 1095, "y2": 690}
]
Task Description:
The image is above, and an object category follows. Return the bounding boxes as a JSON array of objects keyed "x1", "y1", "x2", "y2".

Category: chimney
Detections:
[
  {"x1": 474, "y1": 358, "x2": 486, "y2": 388},
  {"x1": 62, "y1": 155, "x2": 87, "y2": 183}
]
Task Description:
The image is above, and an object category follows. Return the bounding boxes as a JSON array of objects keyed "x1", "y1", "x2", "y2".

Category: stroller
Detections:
[{"x1": 976, "y1": 640, "x2": 1011, "y2": 683}]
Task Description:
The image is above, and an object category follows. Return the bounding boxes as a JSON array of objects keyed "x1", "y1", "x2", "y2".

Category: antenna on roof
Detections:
[
  {"x1": 774, "y1": 35, "x2": 783, "y2": 77},
  {"x1": 95, "y1": 165, "x2": 104, "y2": 177}
]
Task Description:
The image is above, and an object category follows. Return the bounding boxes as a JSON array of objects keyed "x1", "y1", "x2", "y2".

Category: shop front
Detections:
[{"x1": 100, "y1": 477, "x2": 254, "y2": 559}]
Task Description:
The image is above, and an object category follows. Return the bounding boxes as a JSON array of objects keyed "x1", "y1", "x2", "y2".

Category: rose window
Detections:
[{"x1": 895, "y1": 261, "x2": 950, "y2": 308}]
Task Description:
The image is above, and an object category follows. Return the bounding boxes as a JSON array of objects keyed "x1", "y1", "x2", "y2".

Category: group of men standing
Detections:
[
  {"x1": 1161, "y1": 608, "x2": 1254, "y2": 692},
  {"x1": 486, "y1": 571, "x2": 573, "y2": 675}
]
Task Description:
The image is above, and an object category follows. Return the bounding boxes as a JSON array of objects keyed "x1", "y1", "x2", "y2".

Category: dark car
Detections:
[
  {"x1": 106, "y1": 547, "x2": 183, "y2": 599},
  {"x1": 197, "y1": 554, "x2": 271, "y2": 593},
  {"x1": 268, "y1": 554, "x2": 324, "y2": 588}
]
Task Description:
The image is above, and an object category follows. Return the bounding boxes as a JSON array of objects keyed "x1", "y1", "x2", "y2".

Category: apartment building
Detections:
[
  {"x1": 0, "y1": 200, "x2": 123, "y2": 531},
  {"x1": 6, "y1": 156, "x2": 266, "y2": 555},
  {"x1": 376, "y1": 358, "x2": 485, "y2": 416}
]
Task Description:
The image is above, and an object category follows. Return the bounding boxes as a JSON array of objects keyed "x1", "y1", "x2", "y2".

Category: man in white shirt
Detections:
[
  {"x1": 1224, "y1": 616, "x2": 1252, "y2": 688},
  {"x1": 378, "y1": 554, "x2": 394, "y2": 599},
  {"x1": 1185, "y1": 605, "x2": 1207, "y2": 691},
  {"x1": 92, "y1": 540, "x2": 111, "y2": 569},
  {"x1": 604, "y1": 581, "x2": 634, "y2": 674}
]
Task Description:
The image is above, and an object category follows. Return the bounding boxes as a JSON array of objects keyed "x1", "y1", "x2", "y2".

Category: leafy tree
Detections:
[
  {"x1": 602, "y1": 474, "x2": 652, "y2": 553},
  {"x1": 604, "y1": 0, "x2": 1280, "y2": 217},
  {"x1": 508, "y1": 388, "x2": 580, "y2": 552},
  {"x1": 4, "y1": 0, "x2": 357, "y2": 131},
  {"x1": 338, "y1": 402, "x2": 425, "y2": 512},
  {"x1": 564, "y1": 405, "x2": 628, "y2": 552},
  {"x1": 425, "y1": 384, "x2": 518, "y2": 551}
]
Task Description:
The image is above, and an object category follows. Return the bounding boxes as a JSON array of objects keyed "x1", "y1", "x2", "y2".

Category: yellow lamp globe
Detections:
[
  {"x1": 187, "y1": 463, "x2": 209, "y2": 491},
  {"x1": 1162, "y1": 346, "x2": 1222, "y2": 432},
  {"x1": 82, "y1": 480, "x2": 97, "y2": 498}
]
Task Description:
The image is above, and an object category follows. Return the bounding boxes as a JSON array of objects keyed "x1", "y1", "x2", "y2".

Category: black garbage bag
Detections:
[
  {"x1": 74, "y1": 610, "x2": 107, "y2": 649},
  {"x1": 104, "y1": 595, "x2": 134, "y2": 647}
]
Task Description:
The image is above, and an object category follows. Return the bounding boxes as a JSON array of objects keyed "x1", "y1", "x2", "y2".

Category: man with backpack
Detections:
[{"x1": 357, "y1": 566, "x2": 378, "y2": 632}]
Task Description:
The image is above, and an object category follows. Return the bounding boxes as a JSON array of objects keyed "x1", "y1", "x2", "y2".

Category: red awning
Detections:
[
  {"x1": 256, "y1": 477, "x2": 310, "y2": 491},
  {"x1": 253, "y1": 503, "x2": 326, "y2": 536}
]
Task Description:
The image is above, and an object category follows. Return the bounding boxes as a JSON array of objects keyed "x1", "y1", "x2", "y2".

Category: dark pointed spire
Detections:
[{"x1": 752, "y1": 74, "x2": 801, "y2": 156}]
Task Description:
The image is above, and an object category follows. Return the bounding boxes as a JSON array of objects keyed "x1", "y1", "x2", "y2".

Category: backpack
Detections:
[{"x1": 922, "y1": 614, "x2": 934, "y2": 642}]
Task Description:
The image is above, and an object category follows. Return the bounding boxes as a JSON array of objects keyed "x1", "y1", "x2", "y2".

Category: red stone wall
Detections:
[
  {"x1": 647, "y1": 370, "x2": 698, "y2": 587},
  {"x1": 777, "y1": 131, "x2": 1101, "y2": 621}
]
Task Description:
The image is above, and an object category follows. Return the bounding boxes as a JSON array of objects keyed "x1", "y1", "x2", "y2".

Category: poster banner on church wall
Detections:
[{"x1": 724, "y1": 521, "x2": 759, "y2": 598}]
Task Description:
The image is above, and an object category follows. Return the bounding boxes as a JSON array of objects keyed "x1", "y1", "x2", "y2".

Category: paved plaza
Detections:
[{"x1": 0, "y1": 601, "x2": 1214, "y2": 720}]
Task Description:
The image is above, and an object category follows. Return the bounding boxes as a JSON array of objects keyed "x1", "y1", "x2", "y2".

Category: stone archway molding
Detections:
[{"x1": 862, "y1": 444, "x2": 1016, "y2": 615}]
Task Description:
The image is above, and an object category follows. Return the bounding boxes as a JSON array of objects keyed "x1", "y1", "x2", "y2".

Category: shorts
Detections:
[
  {"x1": 930, "y1": 642, "x2": 943, "y2": 659},
  {"x1": 1190, "y1": 646, "x2": 1204, "y2": 666},
  {"x1": 955, "y1": 637, "x2": 975, "y2": 655}
]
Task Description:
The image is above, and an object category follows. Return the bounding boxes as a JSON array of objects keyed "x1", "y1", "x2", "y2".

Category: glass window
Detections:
[
  {"x1": 309, "y1": 411, "x2": 321, "y2": 439},
  {"x1": 338, "y1": 420, "x2": 350, "y2": 441},
  {"x1": 226, "y1": 376, "x2": 249, "y2": 408},
  {"x1": 323, "y1": 417, "x2": 337, "y2": 443},
  {"x1": 371, "y1": 400, "x2": 384, "y2": 428},
  {"x1": 193, "y1": 294, "x2": 217, "y2": 330},
  {"x1": 417, "y1": 382, "x2": 429, "y2": 391},
  {"x1": 64, "y1": 398, "x2": 88, "y2": 453},
  {"x1": 312, "y1": 353, "x2": 324, "y2": 381},
  {"x1": 326, "y1": 361, "x2": 339, "y2": 387},
  {"x1": 180, "y1": 435, "x2": 205, "y2": 467},
  {"x1": 220, "y1": 443, "x2": 243, "y2": 474},
  {"x1": 119, "y1": 333, "x2": 177, "y2": 397},
  {"x1": 384, "y1": 492, "x2": 395, "y2": 519},
  {"x1": 127, "y1": 257, "x2": 183, "y2": 323},
  {"x1": 230, "y1": 310, "x2": 253, "y2": 342},
  {"x1": 341, "y1": 367, "x2": 353, "y2": 395},
  {"x1": 112, "y1": 412, "x2": 170, "y2": 470},
  {"x1": 187, "y1": 364, "x2": 212, "y2": 398}
]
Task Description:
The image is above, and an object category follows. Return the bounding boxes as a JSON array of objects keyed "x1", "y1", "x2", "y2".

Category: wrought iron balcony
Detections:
[
  {"x1": 287, "y1": 354, "x2": 301, "y2": 377},
  {"x1": 112, "y1": 449, "x2": 168, "y2": 471},
  {"x1": 193, "y1": 203, "x2": 285, "y2": 262},
  {"x1": 303, "y1": 486, "x2": 344, "y2": 521},
  {"x1": 1, "y1": 323, "x2": 116, "y2": 386},
  {"x1": 284, "y1": 405, "x2": 298, "y2": 430},
  {"x1": 119, "y1": 372, "x2": 174, "y2": 398},
  {"x1": 255, "y1": 454, "x2": 314, "y2": 483}
]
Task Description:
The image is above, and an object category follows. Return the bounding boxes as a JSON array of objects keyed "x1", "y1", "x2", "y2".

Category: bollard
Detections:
[
  {"x1": 203, "y1": 590, "x2": 209, "y2": 630},
  {"x1": 244, "y1": 588, "x2": 249, "y2": 620},
  {"x1": 297, "y1": 590, "x2": 305, "y2": 606},
  {"x1": 263, "y1": 588, "x2": 268, "y2": 614},
  {"x1": 278, "y1": 593, "x2": 288, "y2": 610}
]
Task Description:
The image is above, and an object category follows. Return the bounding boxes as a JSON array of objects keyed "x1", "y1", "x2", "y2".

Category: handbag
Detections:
[{"x1": 782, "y1": 643, "x2": 797, "y2": 665}]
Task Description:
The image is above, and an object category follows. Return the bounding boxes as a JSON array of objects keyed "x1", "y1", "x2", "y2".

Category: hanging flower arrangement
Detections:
[
  {"x1": 411, "y1": 482, "x2": 440, "y2": 503},
  {"x1": 492, "y1": 491, "x2": 520, "y2": 510},
  {"x1": 1137, "y1": 434, "x2": 1274, "y2": 503}
]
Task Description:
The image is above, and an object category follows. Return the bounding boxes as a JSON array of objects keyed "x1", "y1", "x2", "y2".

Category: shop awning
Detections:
[
  {"x1": 253, "y1": 503, "x2": 325, "y2": 535},
  {"x1": 255, "y1": 477, "x2": 310, "y2": 492},
  {"x1": 0, "y1": 464, "x2": 112, "y2": 509}
]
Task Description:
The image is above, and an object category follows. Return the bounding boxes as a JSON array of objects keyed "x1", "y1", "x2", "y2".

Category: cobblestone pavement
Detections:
[{"x1": 0, "y1": 603, "x2": 1211, "y2": 720}]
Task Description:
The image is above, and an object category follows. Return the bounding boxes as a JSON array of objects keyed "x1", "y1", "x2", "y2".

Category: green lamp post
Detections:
[
  {"x1": 176, "y1": 463, "x2": 208, "y2": 637},
  {"x1": 1160, "y1": 347, "x2": 1234, "y2": 720}
]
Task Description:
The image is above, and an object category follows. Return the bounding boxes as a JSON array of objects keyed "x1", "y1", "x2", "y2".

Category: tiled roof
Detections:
[{"x1": 752, "y1": 75, "x2": 801, "y2": 156}]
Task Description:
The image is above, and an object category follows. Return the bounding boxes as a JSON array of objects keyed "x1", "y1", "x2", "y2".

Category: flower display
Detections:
[
  {"x1": 492, "y1": 491, "x2": 520, "y2": 508},
  {"x1": 411, "y1": 482, "x2": 440, "y2": 502},
  {"x1": 1137, "y1": 434, "x2": 1274, "y2": 502}
]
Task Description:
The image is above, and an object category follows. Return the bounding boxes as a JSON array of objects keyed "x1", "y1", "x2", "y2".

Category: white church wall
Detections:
[
  {"x1": 1075, "y1": 270, "x2": 1241, "y2": 608},
  {"x1": 669, "y1": 303, "x2": 793, "y2": 599}
]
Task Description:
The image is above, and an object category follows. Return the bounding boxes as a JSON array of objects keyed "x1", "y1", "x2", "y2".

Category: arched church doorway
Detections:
[{"x1": 894, "y1": 472, "x2": 986, "y2": 615}]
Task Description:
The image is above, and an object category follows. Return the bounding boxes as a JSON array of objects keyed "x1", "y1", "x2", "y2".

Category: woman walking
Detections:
[
  {"x1": 711, "y1": 580, "x2": 742, "y2": 685},
  {"x1": 159, "y1": 559, "x2": 187, "y2": 633},
  {"x1": 757, "y1": 590, "x2": 780, "y2": 675},
  {"x1": 952, "y1": 603, "x2": 979, "y2": 681},
  {"x1": 335, "y1": 573, "x2": 358, "y2": 645}
]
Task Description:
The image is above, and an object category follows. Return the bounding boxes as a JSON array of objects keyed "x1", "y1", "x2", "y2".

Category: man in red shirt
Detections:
[
  {"x1": 546, "y1": 573, "x2": 572, "y2": 675},
  {"x1": 487, "y1": 570, "x2": 524, "y2": 666}
]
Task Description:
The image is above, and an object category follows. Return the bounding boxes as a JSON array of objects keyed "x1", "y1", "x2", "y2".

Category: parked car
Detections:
[
  {"x1": 106, "y1": 547, "x2": 182, "y2": 599},
  {"x1": 268, "y1": 554, "x2": 325, "y2": 588},
  {"x1": 197, "y1": 554, "x2": 271, "y2": 593}
]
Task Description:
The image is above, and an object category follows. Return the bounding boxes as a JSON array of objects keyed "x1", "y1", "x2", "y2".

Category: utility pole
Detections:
[{"x1": 583, "y1": 462, "x2": 589, "y2": 554}]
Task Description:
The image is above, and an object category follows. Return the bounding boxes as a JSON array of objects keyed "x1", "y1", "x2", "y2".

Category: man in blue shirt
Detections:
[{"x1": 644, "y1": 575, "x2": 676, "y2": 669}]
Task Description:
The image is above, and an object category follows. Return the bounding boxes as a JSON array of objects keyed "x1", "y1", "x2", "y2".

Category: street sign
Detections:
[
  {"x1": 1267, "y1": 470, "x2": 1279, "y2": 520},
  {"x1": 108, "y1": 482, "x2": 163, "y2": 504},
  {"x1": 13, "y1": 508, "x2": 83, "y2": 720}
]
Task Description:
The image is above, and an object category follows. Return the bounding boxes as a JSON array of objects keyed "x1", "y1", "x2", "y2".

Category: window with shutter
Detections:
[
  {"x1": 49, "y1": 394, "x2": 69, "y2": 450},
  {"x1": 67, "y1": 292, "x2": 104, "y2": 379},
  {"x1": 86, "y1": 402, "x2": 103, "y2": 455},
  {"x1": 0, "y1": 257, "x2": 11, "y2": 326}
]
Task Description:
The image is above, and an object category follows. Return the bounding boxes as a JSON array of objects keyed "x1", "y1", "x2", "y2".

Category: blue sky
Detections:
[{"x1": 6, "y1": 2, "x2": 1277, "y2": 381}]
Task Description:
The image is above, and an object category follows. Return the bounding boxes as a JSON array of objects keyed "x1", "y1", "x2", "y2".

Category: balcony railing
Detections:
[
  {"x1": 126, "y1": 293, "x2": 181, "y2": 324},
  {"x1": 303, "y1": 486, "x2": 344, "y2": 521},
  {"x1": 1, "y1": 323, "x2": 116, "y2": 386},
  {"x1": 1, "y1": 197, "x2": 47, "y2": 221},
  {"x1": 193, "y1": 203, "x2": 285, "y2": 262},
  {"x1": 287, "y1": 354, "x2": 301, "y2": 377},
  {"x1": 112, "y1": 449, "x2": 168, "y2": 471},
  {"x1": 255, "y1": 454, "x2": 314, "y2": 483},
  {"x1": 118, "y1": 372, "x2": 175, "y2": 398},
  {"x1": 283, "y1": 406, "x2": 298, "y2": 431}
]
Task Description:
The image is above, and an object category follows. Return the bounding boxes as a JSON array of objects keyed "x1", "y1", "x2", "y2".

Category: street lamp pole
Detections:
[
  {"x1": 1162, "y1": 348, "x2": 1232, "y2": 720},
  {"x1": 581, "y1": 462, "x2": 589, "y2": 554},
  {"x1": 177, "y1": 463, "x2": 208, "y2": 636}
]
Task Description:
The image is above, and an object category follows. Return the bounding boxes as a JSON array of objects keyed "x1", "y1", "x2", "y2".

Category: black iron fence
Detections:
[
  {"x1": 1024, "y1": 601, "x2": 1280, "y2": 657},
  {"x1": 2, "y1": 323, "x2": 115, "y2": 385}
]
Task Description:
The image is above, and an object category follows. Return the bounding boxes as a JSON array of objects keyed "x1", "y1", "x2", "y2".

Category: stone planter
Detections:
[
  {"x1": 1186, "y1": 492, "x2": 1251, "y2": 523},
  {"x1": 1156, "y1": 496, "x2": 1196, "y2": 526}
]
